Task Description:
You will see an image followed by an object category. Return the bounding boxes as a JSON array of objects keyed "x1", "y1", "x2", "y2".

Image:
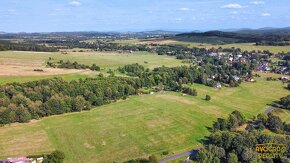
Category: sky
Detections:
[{"x1": 0, "y1": 0, "x2": 290, "y2": 32}]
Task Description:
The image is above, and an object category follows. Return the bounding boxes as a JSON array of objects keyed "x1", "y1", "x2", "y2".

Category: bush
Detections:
[
  {"x1": 182, "y1": 87, "x2": 197, "y2": 96},
  {"x1": 162, "y1": 151, "x2": 169, "y2": 155},
  {"x1": 148, "y1": 155, "x2": 158, "y2": 163},
  {"x1": 43, "y1": 150, "x2": 65, "y2": 163},
  {"x1": 205, "y1": 95, "x2": 211, "y2": 101},
  {"x1": 34, "y1": 69, "x2": 44, "y2": 72}
]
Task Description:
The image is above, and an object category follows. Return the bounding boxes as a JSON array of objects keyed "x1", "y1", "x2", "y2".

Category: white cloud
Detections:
[
  {"x1": 250, "y1": 1, "x2": 265, "y2": 5},
  {"x1": 179, "y1": 7, "x2": 190, "y2": 11},
  {"x1": 230, "y1": 11, "x2": 238, "y2": 15},
  {"x1": 222, "y1": 4, "x2": 243, "y2": 9},
  {"x1": 69, "y1": 1, "x2": 81, "y2": 6},
  {"x1": 261, "y1": 13, "x2": 271, "y2": 16},
  {"x1": 175, "y1": 18, "x2": 183, "y2": 22},
  {"x1": 6, "y1": 9, "x2": 18, "y2": 15}
]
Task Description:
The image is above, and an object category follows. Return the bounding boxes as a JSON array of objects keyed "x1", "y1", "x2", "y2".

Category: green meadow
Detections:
[{"x1": 0, "y1": 78, "x2": 288, "y2": 162}]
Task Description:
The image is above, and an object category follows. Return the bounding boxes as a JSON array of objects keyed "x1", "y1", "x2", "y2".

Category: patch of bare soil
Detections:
[{"x1": 84, "y1": 142, "x2": 95, "y2": 149}]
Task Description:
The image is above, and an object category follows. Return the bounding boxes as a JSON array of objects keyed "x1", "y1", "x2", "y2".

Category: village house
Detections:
[
  {"x1": 0, "y1": 157, "x2": 32, "y2": 163},
  {"x1": 214, "y1": 82, "x2": 222, "y2": 89},
  {"x1": 0, "y1": 157, "x2": 43, "y2": 163},
  {"x1": 280, "y1": 76, "x2": 289, "y2": 82},
  {"x1": 245, "y1": 76, "x2": 255, "y2": 82},
  {"x1": 233, "y1": 76, "x2": 240, "y2": 81}
]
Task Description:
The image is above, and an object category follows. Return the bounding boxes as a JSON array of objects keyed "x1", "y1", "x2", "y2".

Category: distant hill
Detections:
[
  {"x1": 236, "y1": 27, "x2": 290, "y2": 36},
  {"x1": 175, "y1": 28, "x2": 290, "y2": 44}
]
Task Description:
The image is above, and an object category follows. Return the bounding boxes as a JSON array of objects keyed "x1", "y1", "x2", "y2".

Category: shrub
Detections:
[{"x1": 205, "y1": 95, "x2": 211, "y2": 101}]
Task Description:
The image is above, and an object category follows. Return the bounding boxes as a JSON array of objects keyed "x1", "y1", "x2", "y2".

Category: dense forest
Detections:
[
  {"x1": 0, "y1": 77, "x2": 143, "y2": 124},
  {"x1": 176, "y1": 30, "x2": 290, "y2": 45},
  {"x1": 0, "y1": 40, "x2": 58, "y2": 52}
]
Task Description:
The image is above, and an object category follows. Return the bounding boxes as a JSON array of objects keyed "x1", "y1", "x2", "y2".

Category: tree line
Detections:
[
  {"x1": 0, "y1": 40, "x2": 58, "y2": 52},
  {"x1": 47, "y1": 59, "x2": 100, "y2": 71},
  {"x1": 0, "y1": 77, "x2": 143, "y2": 124}
]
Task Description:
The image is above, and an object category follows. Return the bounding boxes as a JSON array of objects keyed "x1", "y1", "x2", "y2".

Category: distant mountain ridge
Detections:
[
  {"x1": 235, "y1": 27, "x2": 290, "y2": 35},
  {"x1": 175, "y1": 27, "x2": 290, "y2": 44}
]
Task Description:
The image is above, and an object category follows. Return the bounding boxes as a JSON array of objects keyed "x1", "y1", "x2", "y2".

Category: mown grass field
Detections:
[
  {"x1": 0, "y1": 78, "x2": 288, "y2": 162},
  {"x1": 0, "y1": 51, "x2": 185, "y2": 84}
]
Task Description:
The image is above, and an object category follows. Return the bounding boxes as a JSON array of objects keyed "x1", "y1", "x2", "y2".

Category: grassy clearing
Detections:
[{"x1": 0, "y1": 78, "x2": 288, "y2": 162}]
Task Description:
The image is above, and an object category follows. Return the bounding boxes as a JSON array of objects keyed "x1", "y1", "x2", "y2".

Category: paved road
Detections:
[
  {"x1": 159, "y1": 149, "x2": 200, "y2": 163},
  {"x1": 264, "y1": 106, "x2": 277, "y2": 114}
]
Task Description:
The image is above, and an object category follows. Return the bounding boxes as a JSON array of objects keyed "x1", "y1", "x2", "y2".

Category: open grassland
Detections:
[
  {"x1": 0, "y1": 51, "x2": 185, "y2": 84},
  {"x1": 0, "y1": 78, "x2": 288, "y2": 162}
]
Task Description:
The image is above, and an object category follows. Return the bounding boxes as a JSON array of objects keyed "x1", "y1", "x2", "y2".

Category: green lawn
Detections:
[{"x1": 0, "y1": 78, "x2": 288, "y2": 162}]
